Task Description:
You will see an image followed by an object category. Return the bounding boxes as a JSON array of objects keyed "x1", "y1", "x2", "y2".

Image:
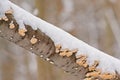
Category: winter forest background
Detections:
[{"x1": 0, "y1": 0, "x2": 120, "y2": 80}]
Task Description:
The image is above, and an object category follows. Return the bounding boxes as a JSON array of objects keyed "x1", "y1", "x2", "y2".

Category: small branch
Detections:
[{"x1": 0, "y1": 1, "x2": 120, "y2": 80}]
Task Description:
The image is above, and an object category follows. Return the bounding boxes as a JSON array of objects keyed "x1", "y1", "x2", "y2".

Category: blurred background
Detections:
[{"x1": 0, "y1": 0, "x2": 120, "y2": 80}]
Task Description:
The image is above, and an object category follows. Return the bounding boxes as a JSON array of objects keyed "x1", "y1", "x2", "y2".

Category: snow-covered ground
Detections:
[{"x1": 0, "y1": 0, "x2": 120, "y2": 74}]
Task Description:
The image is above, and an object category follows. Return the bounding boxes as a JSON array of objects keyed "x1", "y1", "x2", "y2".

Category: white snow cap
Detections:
[{"x1": 0, "y1": 0, "x2": 120, "y2": 74}]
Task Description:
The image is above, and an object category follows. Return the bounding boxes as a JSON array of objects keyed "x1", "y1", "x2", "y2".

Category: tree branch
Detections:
[
  {"x1": 0, "y1": 1, "x2": 120, "y2": 80},
  {"x1": 0, "y1": 12, "x2": 88, "y2": 79}
]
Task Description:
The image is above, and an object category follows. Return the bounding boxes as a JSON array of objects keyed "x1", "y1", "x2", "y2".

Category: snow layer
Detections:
[{"x1": 0, "y1": 0, "x2": 120, "y2": 74}]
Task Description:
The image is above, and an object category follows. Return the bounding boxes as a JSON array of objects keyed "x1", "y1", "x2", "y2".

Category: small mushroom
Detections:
[
  {"x1": 66, "y1": 49, "x2": 78, "y2": 57},
  {"x1": 86, "y1": 71, "x2": 101, "y2": 77},
  {"x1": 5, "y1": 9, "x2": 13, "y2": 14},
  {"x1": 59, "y1": 48, "x2": 77, "y2": 57},
  {"x1": 30, "y1": 37, "x2": 38, "y2": 44},
  {"x1": 66, "y1": 51, "x2": 74, "y2": 57},
  {"x1": 76, "y1": 59, "x2": 88, "y2": 68},
  {"x1": 55, "y1": 44, "x2": 61, "y2": 53},
  {"x1": 2, "y1": 16, "x2": 8, "y2": 21},
  {"x1": 59, "y1": 48, "x2": 69, "y2": 56},
  {"x1": 18, "y1": 29, "x2": 27, "y2": 36},
  {"x1": 76, "y1": 54, "x2": 87, "y2": 59},
  {"x1": 9, "y1": 21, "x2": 15, "y2": 29},
  {"x1": 71, "y1": 49, "x2": 78, "y2": 53},
  {"x1": 99, "y1": 73, "x2": 116, "y2": 80},
  {"x1": 76, "y1": 55, "x2": 88, "y2": 67},
  {"x1": 59, "y1": 51, "x2": 67, "y2": 57},
  {"x1": 89, "y1": 60, "x2": 99, "y2": 71},
  {"x1": 61, "y1": 48, "x2": 69, "y2": 52},
  {"x1": 56, "y1": 44, "x2": 61, "y2": 49}
]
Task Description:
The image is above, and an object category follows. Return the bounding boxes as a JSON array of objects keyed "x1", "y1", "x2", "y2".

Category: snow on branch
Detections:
[{"x1": 0, "y1": 0, "x2": 120, "y2": 80}]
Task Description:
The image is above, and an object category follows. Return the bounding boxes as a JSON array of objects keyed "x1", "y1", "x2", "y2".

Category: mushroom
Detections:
[
  {"x1": 5, "y1": 9, "x2": 13, "y2": 14},
  {"x1": 99, "y1": 73, "x2": 116, "y2": 80},
  {"x1": 86, "y1": 71, "x2": 101, "y2": 77},
  {"x1": 30, "y1": 36, "x2": 38, "y2": 44},
  {"x1": 9, "y1": 21, "x2": 15, "y2": 29},
  {"x1": 88, "y1": 60, "x2": 99, "y2": 71},
  {"x1": 18, "y1": 29, "x2": 27, "y2": 36},
  {"x1": 55, "y1": 44, "x2": 61, "y2": 53},
  {"x1": 2, "y1": 16, "x2": 8, "y2": 21},
  {"x1": 76, "y1": 55, "x2": 88, "y2": 67}
]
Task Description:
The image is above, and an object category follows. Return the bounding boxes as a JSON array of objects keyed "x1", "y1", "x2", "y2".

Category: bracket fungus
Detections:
[
  {"x1": 88, "y1": 60, "x2": 99, "y2": 71},
  {"x1": 55, "y1": 44, "x2": 78, "y2": 57},
  {"x1": 18, "y1": 29, "x2": 27, "y2": 36},
  {"x1": 9, "y1": 21, "x2": 15, "y2": 29},
  {"x1": 2, "y1": 16, "x2": 8, "y2": 21},
  {"x1": 76, "y1": 55, "x2": 88, "y2": 68},
  {"x1": 5, "y1": 9, "x2": 13, "y2": 15}
]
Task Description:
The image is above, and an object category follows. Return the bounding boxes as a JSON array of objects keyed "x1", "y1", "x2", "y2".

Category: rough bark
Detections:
[{"x1": 0, "y1": 12, "x2": 120, "y2": 80}]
